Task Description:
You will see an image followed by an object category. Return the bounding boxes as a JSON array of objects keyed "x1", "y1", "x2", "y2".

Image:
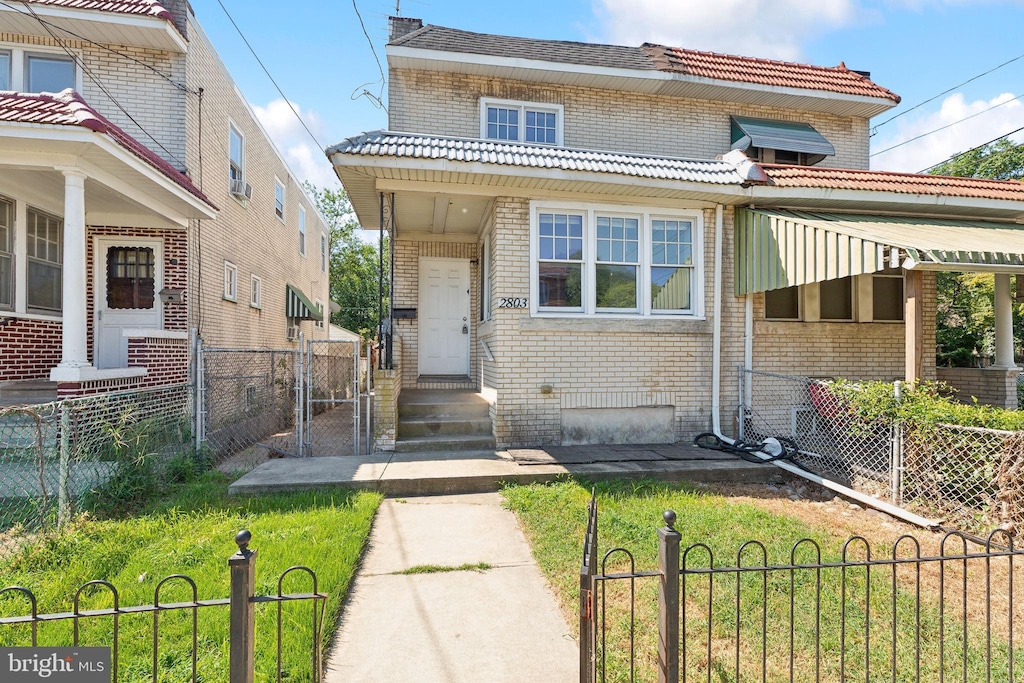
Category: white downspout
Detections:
[
  {"x1": 744, "y1": 294, "x2": 753, "y2": 408},
  {"x1": 707, "y1": 204, "x2": 937, "y2": 529}
]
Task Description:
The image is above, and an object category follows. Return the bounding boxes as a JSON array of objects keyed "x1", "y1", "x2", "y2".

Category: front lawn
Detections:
[
  {"x1": 0, "y1": 472, "x2": 381, "y2": 682},
  {"x1": 503, "y1": 479, "x2": 1023, "y2": 683}
]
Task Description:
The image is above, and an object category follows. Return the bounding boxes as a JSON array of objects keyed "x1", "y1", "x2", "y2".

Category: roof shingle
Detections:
[
  {"x1": 643, "y1": 45, "x2": 900, "y2": 103},
  {"x1": 328, "y1": 130, "x2": 747, "y2": 185},
  {"x1": 0, "y1": 89, "x2": 211, "y2": 206},
  {"x1": 762, "y1": 165, "x2": 1024, "y2": 202},
  {"x1": 19, "y1": 0, "x2": 173, "y2": 21}
]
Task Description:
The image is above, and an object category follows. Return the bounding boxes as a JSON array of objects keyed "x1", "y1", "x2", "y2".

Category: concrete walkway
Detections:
[{"x1": 324, "y1": 493, "x2": 578, "y2": 682}]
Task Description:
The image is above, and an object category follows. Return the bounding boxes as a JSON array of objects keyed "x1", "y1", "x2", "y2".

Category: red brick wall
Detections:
[
  {"x1": 0, "y1": 317, "x2": 61, "y2": 382},
  {"x1": 57, "y1": 335, "x2": 189, "y2": 398}
]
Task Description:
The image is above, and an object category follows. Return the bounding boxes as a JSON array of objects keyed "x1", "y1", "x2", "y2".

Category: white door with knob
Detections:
[
  {"x1": 418, "y1": 257, "x2": 470, "y2": 376},
  {"x1": 94, "y1": 237, "x2": 162, "y2": 369}
]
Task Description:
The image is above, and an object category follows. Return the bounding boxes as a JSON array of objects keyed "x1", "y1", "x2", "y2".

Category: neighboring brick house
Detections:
[
  {"x1": 329, "y1": 19, "x2": 1024, "y2": 450},
  {"x1": 0, "y1": 0, "x2": 329, "y2": 399}
]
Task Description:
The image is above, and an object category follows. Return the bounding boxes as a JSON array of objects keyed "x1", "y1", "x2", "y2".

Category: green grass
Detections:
[
  {"x1": 503, "y1": 479, "x2": 1023, "y2": 683},
  {"x1": 395, "y1": 562, "x2": 491, "y2": 575},
  {"x1": 0, "y1": 471, "x2": 382, "y2": 683}
]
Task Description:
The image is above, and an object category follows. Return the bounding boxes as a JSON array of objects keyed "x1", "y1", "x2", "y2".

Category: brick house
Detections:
[
  {"x1": 0, "y1": 0, "x2": 330, "y2": 400},
  {"x1": 329, "y1": 19, "x2": 1024, "y2": 450}
]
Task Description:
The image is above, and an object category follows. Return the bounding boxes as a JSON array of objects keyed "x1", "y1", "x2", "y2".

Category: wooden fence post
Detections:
[
  {"x1": 229, "y1": 530, "x2": 257, "y2": 683},
  {"x1": 658, "y1": 510, "x2": 681, "y2": 683}
]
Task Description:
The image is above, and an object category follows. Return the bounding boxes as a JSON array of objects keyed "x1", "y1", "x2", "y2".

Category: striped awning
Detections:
[
  {"x1": 735, "y1": 208, "x2": 1024, "y2": 295},
  {"x1": 286, "y1": 284, "x2": 323, "y2": 322}
]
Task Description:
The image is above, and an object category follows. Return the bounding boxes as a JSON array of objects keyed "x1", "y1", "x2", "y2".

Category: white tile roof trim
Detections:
[{"x1": 327, "y1": 131, "x2": 749, "y2": 185}]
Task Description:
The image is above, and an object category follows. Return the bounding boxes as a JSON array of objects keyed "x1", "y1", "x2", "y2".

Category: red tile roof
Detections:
[
  {"x1": 644, "y1": 45, "x2": 900, "y2": 104},
  {"x1": 762, "y1": 164, "x2": 1024, "y2": 202},
  {"x1": 0, "y1": 89, "x2": 212, "y2": 207},
  {"x1": 19, "y1": 0, "x2": 173, "y2": 21}
]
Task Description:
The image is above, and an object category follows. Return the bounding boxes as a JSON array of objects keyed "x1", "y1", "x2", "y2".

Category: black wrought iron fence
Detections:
[
  {"x1": 580, "y1": 498, "x2": 1024, "y2": 683},
  {"x1": 0, "y1": 530, "x2": 327, "y2": 683}
]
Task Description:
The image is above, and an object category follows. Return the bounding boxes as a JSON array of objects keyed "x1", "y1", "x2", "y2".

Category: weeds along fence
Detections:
[
  {"x1": 579, "y1": 491, "x2": 1024, "y2": 683},
  {"x1": 741, "y1": 368, "x2": 1024, "y2": 534},
  {"x1": 0, "y1": 384, "x2": 193, "y2": 533},
  {"x1": 0, "y1": 530, "x2": 327, "y2": 683}
]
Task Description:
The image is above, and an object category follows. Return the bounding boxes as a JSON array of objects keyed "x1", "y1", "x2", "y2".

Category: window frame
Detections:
[
  {"x1": 228, "y1": 120, "x2": 245, "y2": 188},
  {"x1": 25, "y1": 206, "x2": 63, "y2": 314},
  {"x1": 223, "y1": 261, "x2": 237, "y2": 302},
  {"x1": 0, "y1": 43, "x2": 82, "y2": 93},
  {"x1": 0, "y1": 195, "x2": 13, "y2": 311},
  {"x1": 320, "y1": 233, "x2": 327, "y2": 274},
  {"x1": 24, "y1": 52, "x2": 76, "y2": 94},
  {"x1": 250, "y1": 274, "x2": 261, "y2": 309},
  {"x1": 480, "y1": 98, "x2": 564, "y2": 146},
  {"x1": 529, "y1": 201, "x2": 704, "y2": 319},
  {"x1": 298, "y1": 206, "x2": 306, "y2": 256},
  {"x1": 314, "y1": 299, "x2": 325, "y2": 330},
  {"x1": 274, "y1": 177, "x2": 285, "y2": 222}
]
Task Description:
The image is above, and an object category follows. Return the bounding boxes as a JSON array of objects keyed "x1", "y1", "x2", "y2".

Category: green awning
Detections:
[
  {"x1": 735, "y1": 208, "x2": 1024, "y2": 295},
  {"x1": 730, "y1": 116, "x2": 835, "y2": 161},
  {"x1": 286, "y1": 284, "x2": 323, "y2": 322}
]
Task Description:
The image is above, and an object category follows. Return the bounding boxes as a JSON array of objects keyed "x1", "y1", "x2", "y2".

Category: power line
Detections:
[
  {"x1": 870, "y1": 93, "x2": 1024, "y2": 157},
  {"x1": 870, "y1": 50, "x2": 1024, "y2": 136},
  {"x1": 350, "y1": 0, "x2": 386, "y2": 108},
  {"x1": 213, "y1": 0, "x2": 324, "y2": 151},
  {"x1": 0, "y1": 0, "x2": 198, "y2": 95},
  {"x1": 918, "y1": 124, "x2": 1024, "y2": 174},
  {"x1": 17, "y1": 0, "x2": 188, "y2": 169}
]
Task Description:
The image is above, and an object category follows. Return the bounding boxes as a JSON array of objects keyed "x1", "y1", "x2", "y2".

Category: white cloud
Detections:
[
  {"x1": 592, "y1": 0, "x2": 859, "y2": 60},
  {"x1": 870, "y1": 92, "x2": 1024, "y2": 173},
  {"x1": 252, "y1": 98, "x2": 340, "y2": 189}
]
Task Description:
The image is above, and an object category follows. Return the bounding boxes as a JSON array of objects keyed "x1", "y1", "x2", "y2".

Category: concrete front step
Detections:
[
  {"x1": 0, "y1": 380, "x2": 58, "y2": 403},
  {"x1": 395, "y1": 435, "x2": 498, "y2": 453},
  {"x1": 397, "y1": 416, "x2": 493, "y2": 439},
  {"x1": 398, "y1": 389, "x2": 489, "y2": 420}
]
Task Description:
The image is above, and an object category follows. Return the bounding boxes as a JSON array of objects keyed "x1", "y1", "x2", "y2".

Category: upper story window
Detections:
[
  {"x1": 531, "y1": 201, "x2": 702, "y2": 318},
  {"x1": 481, "y1": 98, "x2": 563, "y2": 146},
  {"x1": 320, "y1": 233, "x2": 327, "y2": 273},
  {"x1": 298, "y1": 206, "x2": 306, "y2": 256},
  {"x1": 730, "y1": 116, "x2": 834, "y2": 166},
  {"x1": 229, "y1": 122, "x2": 244, "y2": 185},
  {"x1": 26, "y1": 53, "x2": 74, "y2": 93},
  {"x1": 274, "y1": 178, "x2": 285, "y2": 221}
]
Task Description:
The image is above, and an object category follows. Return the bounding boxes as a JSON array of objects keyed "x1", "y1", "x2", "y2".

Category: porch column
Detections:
[
  {"x1": 993, "y1": 273, "x2": 1015, "y2": 368},
  {"x1": 52, "y1": 169, "x2": 92, "y2": 377},
  {"x1": 904, "y1": 269, "x2": 924, "y2": 382}
]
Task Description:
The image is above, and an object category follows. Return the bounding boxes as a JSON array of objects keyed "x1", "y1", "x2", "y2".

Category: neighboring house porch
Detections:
[{"x1": 0, "y1": 90, "x2": 216, "y2": 400}]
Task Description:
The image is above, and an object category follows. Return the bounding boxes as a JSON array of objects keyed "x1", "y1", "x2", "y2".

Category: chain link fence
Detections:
[
  {"x1": 0, "y1": 384, "x2": 193, "y2": 534},
  {"x1": 742, "y1": 368, "x2": 1024, "y2": 533},
  {"x1": 304, "y1": 340, "x2": 361, "y2": 457}
]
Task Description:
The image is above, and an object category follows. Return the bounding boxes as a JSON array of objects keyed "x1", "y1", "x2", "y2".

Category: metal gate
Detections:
[{"x1": 302, "y1": 339, "x2": 362, "y2": 456}]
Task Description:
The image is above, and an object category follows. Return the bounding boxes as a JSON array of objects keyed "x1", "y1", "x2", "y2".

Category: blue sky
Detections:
[{"x1": 191, "y1": 0, "x2": 1024, "y2": 188}]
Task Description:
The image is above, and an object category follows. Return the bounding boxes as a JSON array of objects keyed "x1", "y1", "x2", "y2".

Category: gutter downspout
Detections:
[{"x1": 707, "y1": 204, "x2": 938, "y2": 530}]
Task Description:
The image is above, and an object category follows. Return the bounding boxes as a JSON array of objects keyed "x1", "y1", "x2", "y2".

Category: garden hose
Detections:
[{"x1": 693, "y1": 432, "x2": 818, "y2": 475}]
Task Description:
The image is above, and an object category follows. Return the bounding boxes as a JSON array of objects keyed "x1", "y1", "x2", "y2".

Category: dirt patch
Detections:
[{"x1": 702, "y1": 477, "x2": 1024, "y2": 642}]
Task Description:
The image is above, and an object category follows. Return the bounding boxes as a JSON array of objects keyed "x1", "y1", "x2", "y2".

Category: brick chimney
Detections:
[{"x1": 388, "y1": 16, "x2": 423, "y2": 43}]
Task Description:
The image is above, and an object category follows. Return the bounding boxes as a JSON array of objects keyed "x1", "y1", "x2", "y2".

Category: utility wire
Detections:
[
  {"x1": 213, "y1": 0, "x2": 324, "y2": 151},
  {"x1": 870, "y1": 50, "x2": 1024, "y2": 136},
  {"x1": 350, "y1": 0, "x2": 386, "y2": 109},
  {"x1": 870, "y1": 93, "x2": 1024, "y2": 157},
  {"x1": 18, "y1": 0, "x2": 187, "y2": 169},
  {"x1": 918, "y1": 124, "x2": 1024, "y2": 174},
  {"x1": 0, "y1": 0, "x2": 198, "y2": 95}
]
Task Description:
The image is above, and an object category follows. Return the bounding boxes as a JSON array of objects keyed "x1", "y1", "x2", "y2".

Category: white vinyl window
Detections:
[
  {"x1": 531, "y1": 202, "x2": 702, "y2": 318},
  {"x1": 315, "y1": 299, "x2": 325, "y2": 329},
  {"x1": 26, "y1": 53, "x2": 74, "y2": 93},
  {"x1": 223, "y1": 261, "x2": 237, "y2": 302},
  {"x1": 250, "y1": 274, "x2": 261, "y2": 309},
  {"x1": 320, "y1": 233, "x2": 327, "y2": 273},
  {"x1": 480, "y1": 98, "x2": 563, "y2": 146},
  {"x1": 274, "y1": 178, "x2": 285, "y2": 221},
  {"x1": 298, "y1": 206, "x2": 306, "y2": 256},
  {"x1": 228, "y1": 122, "x2": 244, "y2": 187}
]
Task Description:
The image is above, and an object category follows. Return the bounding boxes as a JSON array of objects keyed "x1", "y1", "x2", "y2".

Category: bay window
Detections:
[{"x1": 532, "y1": 202, "x2": 702, "y2": 317}]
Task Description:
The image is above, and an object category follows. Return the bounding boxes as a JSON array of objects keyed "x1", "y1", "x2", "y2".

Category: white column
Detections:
[
  {"x1": 51, "y1": 169, "x2": 93, "y2": 379},
  {"x1": 994, "y1": 273, "x2": 1016, "y2": 368}
]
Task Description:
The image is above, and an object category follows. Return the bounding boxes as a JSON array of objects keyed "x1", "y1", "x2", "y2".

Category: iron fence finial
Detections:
[
  {"x1": 663, "y1": 510, "x2": 676, "y2": 530},
  {"x1": 235, "y1": 529, "x2": 252, "y2": 552}
]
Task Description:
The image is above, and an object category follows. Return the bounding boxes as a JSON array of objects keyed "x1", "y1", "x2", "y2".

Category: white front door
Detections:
[
  {"x1": 94, "y1": 238, "x2": 162, "y2": 369},
  {"x1": 418, "y1": 257, "x2": 470, "y2": 376}
]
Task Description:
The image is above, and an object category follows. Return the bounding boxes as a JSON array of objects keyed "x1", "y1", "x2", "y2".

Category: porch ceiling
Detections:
[{"x1": 392, "y1": 191, "x2": 492, "y2": 235}]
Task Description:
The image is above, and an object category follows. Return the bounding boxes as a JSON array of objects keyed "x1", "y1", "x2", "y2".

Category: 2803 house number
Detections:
[{"x1": 498, "y1": 297, "x2": 528, "y2": 308}]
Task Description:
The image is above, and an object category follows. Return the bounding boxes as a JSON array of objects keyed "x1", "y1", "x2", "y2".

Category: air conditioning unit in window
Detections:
[
  {"x1": 286, "y1": 325, "x2": 300, "y2": 341},
  {"x1": 230, "y1": 178, "x2": 252, "y2": 200}
]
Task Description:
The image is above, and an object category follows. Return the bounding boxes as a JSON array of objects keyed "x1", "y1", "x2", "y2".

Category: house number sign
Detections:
[{"x1": 498, "y1": 297, "x2": 528, "y2": 308}]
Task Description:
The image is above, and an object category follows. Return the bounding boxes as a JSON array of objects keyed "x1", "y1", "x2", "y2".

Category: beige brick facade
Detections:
[{"x1": 389, "y1": 70, "x2": 870, "y2": 169}]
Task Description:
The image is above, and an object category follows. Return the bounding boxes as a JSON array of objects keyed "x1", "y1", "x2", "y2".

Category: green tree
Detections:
[
  {"x1": 929, "y1": 138, "x2": 1024, "y2": 365},
  {"x1": 304, "y1": 182, "x2": 387, "y2": 338}
]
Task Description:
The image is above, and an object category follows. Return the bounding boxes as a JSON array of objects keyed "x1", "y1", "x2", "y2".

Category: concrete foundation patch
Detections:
[{"x1": 561, "y1": 406, "x2": 675, "y2": 445}]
